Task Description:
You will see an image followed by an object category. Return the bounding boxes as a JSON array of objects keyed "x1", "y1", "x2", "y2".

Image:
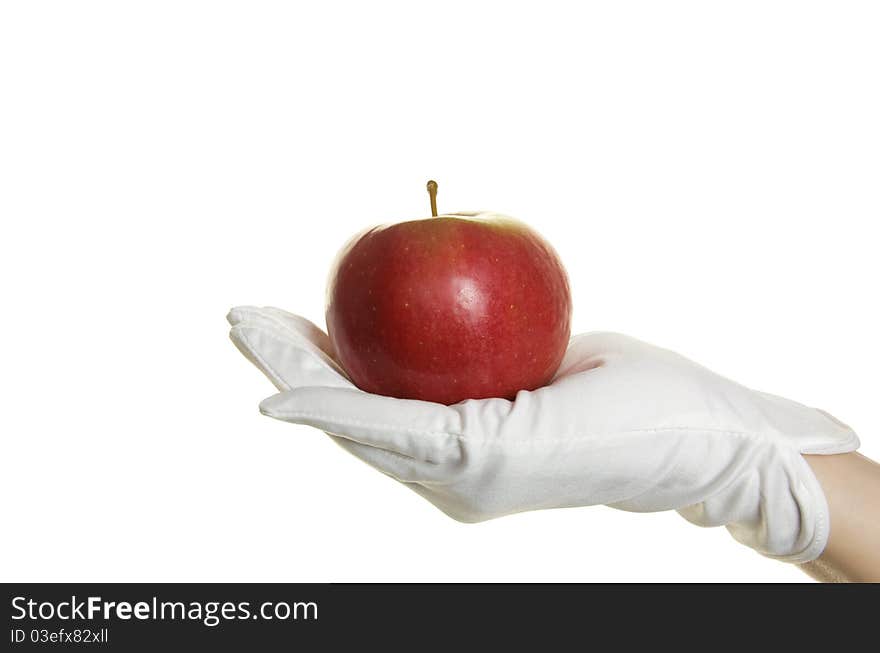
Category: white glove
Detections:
[{"x1": 228, "y1": 305, "x2": 859, "y2": 563}]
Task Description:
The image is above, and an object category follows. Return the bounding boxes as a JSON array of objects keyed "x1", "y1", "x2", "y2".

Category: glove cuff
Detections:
[
  {"x1": 681, "y1": 435, "x2": 858, "y2": 564},
  {"x1": 759, "y1": 450, "x2": 831, "y2": 563}
]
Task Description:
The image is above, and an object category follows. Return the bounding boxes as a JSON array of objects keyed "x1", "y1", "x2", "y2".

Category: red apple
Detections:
[{"x1": 326, "y1": 189, "x2": 571, "y2": 405}]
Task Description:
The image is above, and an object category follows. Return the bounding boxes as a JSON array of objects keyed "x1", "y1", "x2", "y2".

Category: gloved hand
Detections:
[{"x1": 228, "y1": 305, "x2": 859, "y2": 562}]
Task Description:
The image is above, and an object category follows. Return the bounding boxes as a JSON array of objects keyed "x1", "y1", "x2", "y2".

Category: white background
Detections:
[{"x1": 1, "y1": 1, "x2": 878, "y2": 582}]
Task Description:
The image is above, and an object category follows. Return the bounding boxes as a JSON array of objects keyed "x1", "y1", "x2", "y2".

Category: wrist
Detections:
[{"x1": 801, "y1": 452, "x2": 880, "y2": 582}]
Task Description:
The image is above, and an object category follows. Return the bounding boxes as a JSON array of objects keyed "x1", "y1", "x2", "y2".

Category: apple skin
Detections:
[{"x1": 326, "y1": 213, "x2": 572, "y2": 405}]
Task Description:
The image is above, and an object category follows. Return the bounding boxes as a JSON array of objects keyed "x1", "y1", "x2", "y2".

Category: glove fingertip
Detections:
[
  {"x1": 227, "y1": 305, "x2": 261, "y2": 326},
  {"x1": 258, "y1": 392, "x2": 290, "y2": 419}
]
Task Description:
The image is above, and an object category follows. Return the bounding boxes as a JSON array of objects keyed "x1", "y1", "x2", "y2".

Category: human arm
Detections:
[{"x1": 800, "y1": 452, "x2": 880, "y2": 582}]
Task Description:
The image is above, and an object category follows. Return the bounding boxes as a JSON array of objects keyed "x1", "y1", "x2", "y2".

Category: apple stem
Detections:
[{"x1": 426, "y1": 180, "x2": 438, "y2": 217}]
